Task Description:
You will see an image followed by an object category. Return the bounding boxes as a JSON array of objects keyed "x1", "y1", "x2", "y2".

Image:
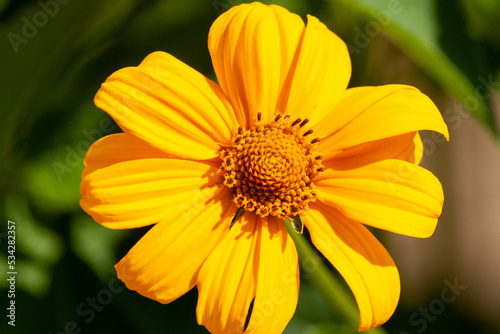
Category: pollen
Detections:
[{"x1": 220, "y1": 114, "x2": 324, "y2": 219}]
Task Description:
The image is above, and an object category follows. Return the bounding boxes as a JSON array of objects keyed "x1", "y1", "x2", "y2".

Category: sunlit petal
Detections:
[
  {"x1": 283, "y1": 15, "x2": 351, "y2": 127},
  {"x1": 304, "y1": 203, "x2": 400, "y2": 331},
  {"x1": 115, "y1": 188, "x2": 235, "y2": 303},
  {"x1": 208, "y1": 3, "x2": 304, "y2": 126},
  {"x1": 95, "y1": 51, "x2": 238, "y2": 160},
  {"x1": 197, "y1": 216, "x2": 298, "y2": 333},
  {"x1": 316, "y1": 85, "x2": 449, "y2": 155},
  {"x1": 316, "y1": 159, "x2": 444, "y2": 238},
  {"x1": 323, "y1": 132, "x2": 423, "y2": 167},
  {"x1": 81, "y1": 156, "x2": 223, "y2": 229}
]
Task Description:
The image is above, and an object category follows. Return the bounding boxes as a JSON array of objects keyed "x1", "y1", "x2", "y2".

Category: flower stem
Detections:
[{"x1": 287, "y1": 222, "x2": 388, "y2": 334}]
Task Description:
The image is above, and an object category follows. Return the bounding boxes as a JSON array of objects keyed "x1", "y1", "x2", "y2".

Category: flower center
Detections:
[{"x1": 220, "y1": 113, "x2": 324, "y2": 219}]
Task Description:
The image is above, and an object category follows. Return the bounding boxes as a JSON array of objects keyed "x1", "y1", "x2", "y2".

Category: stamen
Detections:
[
  {"x1": 303, "y1": 129, "x2": 313, "y2": 137},
  {"x1": 219, "y1": 114, "x2": 324, "y2": 219},
  {"x1": 291, "y1": 118, "x2": 302, "y2": 127},
  {"x1": 300, "y1": 119, "x2": 309, "y2": 127},
  {"x1": 315, "y1": 155, "x2": 322, "y2": 160}
]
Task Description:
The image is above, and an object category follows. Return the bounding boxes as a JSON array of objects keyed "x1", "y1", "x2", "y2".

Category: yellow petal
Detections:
[
  {"x1": 413, "y1": 132, "x2": 424, "y2": 164},
  {"x1": 317, "y1": 85, "x2": 449, "y2": 153},
  {"x1": 82, "y1": 133, "x2": 171, "y2": 178},
  {"x1": 196, "y1": 213, "x2": 259, "y2": 333},
  {"x1": 283, "y1": 15, "x2": 351, "y2": 128},
  {"x1": 80, "y1": 156, "x2": 223, "y2": 229},
  {"x1": 322, "y1": 132, "x2": 422, "y2": 167},
  {"x1": 315, "y1": 159, "x2": 444, "y2": 238},
  {"x1": 246, "y1": 216, "x2": 299, "y2": 334},
  {"x1": 94, "y1": 51, "x2": 238, "y2": 160},
  {"x1": 115, "y1": 188, "x2": 236, "y2": 304},
  {"x1": 208, "y1": 3, "x2": 304, "y2": 126},
  {"x1": 304, "y1": 203, "x2": 400, "y2": 331},
  {"x1": 196, "y1": 215, "x2": 299, "y2": 334}
]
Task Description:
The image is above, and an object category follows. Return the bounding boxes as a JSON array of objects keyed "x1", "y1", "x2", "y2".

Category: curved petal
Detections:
[
  {"x1": 283, "y1": 15, "x2": 351, "y2": 128},
  {"x1": 208, "y1": 3, "x2": 305, "y2": 126},
  {"x1": 196, "y1": 215, "x2": 299, "y2": 334},
  {"x1": 80, "y1": 156, "x2": 223, "y2": 229},
  {"x1": 82, "y1": 133, "x2": 172, "y2": 178},
  {"x1": 94, "y1": 51, "x2": 238, "y2": 160},
  {"x1": 315, "y1": 159, "x2": 444, "y2": 238},
  {"x1": 115, "y1": 188, "x2": 236, "y2": 304},
  {"x1": 196, "y1": 213, "x2": 259, "y2": 333},
  {"x1": 304, "y1": 203, "x2": 400, "y2": 331},
  {"x1": 316, "y1": 85, "x2": 449, "y2": 154},
  {"x1": 321, "y1": 132, "x2": 423, "y2": 167},
  {"x1": 246, "y1": 216, "x2": 299, "y2": 334},
  {"x1": 412, "y1": 132, "x2": 424, "y2": 165}
]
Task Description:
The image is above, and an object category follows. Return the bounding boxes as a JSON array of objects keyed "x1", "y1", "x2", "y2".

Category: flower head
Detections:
[{"x1": 80, "y1": 2, "x2": 449, "y2": 333}]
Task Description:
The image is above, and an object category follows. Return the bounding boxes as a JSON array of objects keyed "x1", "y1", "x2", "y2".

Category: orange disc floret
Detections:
[{"x1": 220, "y1": 113, "x2": 323, "y2": 219}]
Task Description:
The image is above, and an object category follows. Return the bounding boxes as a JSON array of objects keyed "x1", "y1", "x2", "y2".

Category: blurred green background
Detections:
[{"x1": 1, "y1": 0, "x2": 500, "y2": 333}]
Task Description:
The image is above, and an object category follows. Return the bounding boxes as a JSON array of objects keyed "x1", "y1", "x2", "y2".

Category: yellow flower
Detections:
[{"x1": 80, "y1": 2, "x2": 449, "y2": 333}]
